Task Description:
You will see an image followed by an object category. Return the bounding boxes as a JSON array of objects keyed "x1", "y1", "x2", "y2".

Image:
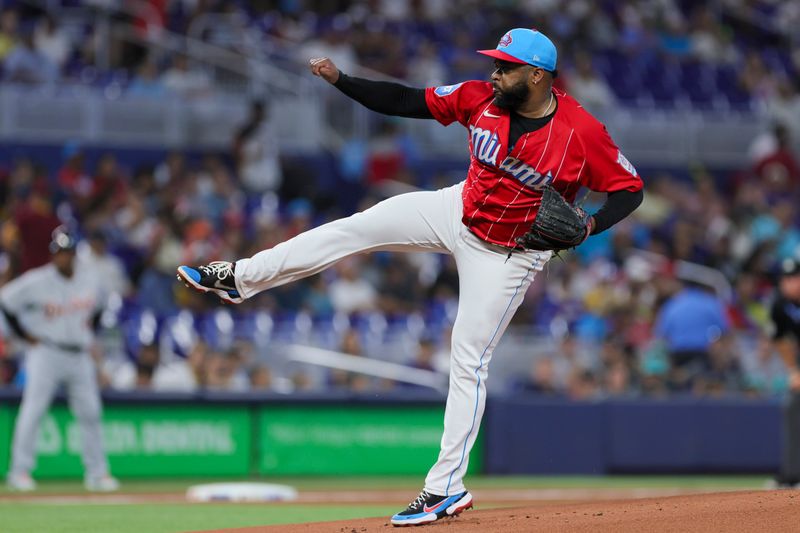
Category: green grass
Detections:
[
  {"x1": 0, "y1": 474, "x2": 769, "y2": 495},
  {"x1": 0, "y1": 475, "x2": 771, "y2": 533},
  {"x1": 0, "y1": 503, "x2": 399, "y2": 533}
]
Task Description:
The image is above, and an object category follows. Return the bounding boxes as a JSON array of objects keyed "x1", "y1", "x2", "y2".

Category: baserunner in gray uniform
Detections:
[{"x1": 2, "y1": 227, "x2": 119, "y2": 492}]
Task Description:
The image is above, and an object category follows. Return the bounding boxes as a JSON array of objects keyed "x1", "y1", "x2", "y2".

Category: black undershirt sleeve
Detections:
[
  {"x1": 2, "y1": 307, "x2": 34, "y2": 342},
  {"x1": 590, "y1": 189, "x2": 644, "y2": 235},
  {"x1": 333, "y1": 72, "x2": 434, "y2": 119}
]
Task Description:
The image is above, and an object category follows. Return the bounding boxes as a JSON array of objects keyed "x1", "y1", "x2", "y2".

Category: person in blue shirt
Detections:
[{"x1": 654, "y1": 280, "x2": 730, "y2": 390}]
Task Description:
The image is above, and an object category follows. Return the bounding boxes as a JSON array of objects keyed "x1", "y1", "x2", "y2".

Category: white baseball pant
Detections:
[
  {"x1": 10, "y1": 346, "x2": 110, "y2": 479},
  {"x1": 234, "y1": 182, "x2": 550, "y2": 495}
]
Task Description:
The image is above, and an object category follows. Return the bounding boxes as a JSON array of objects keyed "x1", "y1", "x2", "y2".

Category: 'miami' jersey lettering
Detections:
[
  {"x1": 468, "y1": 125, "x2": 500, "y2": 166},
  {"x1": 498, "y1": 156, "x2": 553, "y2": 190}
]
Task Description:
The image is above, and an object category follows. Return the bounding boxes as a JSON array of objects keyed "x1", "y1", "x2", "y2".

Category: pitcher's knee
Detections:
[{"x1": 448, "y1": 354, "x2": 488, "y2": 381}]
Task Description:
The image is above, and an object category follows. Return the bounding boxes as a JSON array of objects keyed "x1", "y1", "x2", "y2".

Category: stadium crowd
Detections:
[
  {"x1": 0, "y1": 1, "x2": 798, "y2": 116},
  {"x1": 0, "y1": 0, "x2": 798, "y2": 399},
  {"x1": 0, "y1": 104, "x2": 797, "y2": 398}
]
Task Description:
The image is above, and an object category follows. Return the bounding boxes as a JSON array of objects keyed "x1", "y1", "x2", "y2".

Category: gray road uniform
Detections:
[{"x1": 1, "y1": 263, "x2": 111, "y2": 480}]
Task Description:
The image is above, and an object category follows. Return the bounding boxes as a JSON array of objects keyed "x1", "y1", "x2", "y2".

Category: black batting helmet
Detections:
[{"x1": 49, "y1": 226, "x2": 78, "y2": 254}]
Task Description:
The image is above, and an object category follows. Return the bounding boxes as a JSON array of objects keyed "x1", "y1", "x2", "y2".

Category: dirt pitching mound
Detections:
[{"x1": 198, "y1": 490, "x2": 800, "y2": 533}]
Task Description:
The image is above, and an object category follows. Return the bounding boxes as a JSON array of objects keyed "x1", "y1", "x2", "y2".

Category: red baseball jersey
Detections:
[{"x1": 424, "y1": 81, "x2": 643, "y2": 248}]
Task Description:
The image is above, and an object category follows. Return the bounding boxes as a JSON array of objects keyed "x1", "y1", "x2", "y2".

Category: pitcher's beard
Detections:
[{"x1": 493, "y1": 80, "x2": 530, "y2": 110}]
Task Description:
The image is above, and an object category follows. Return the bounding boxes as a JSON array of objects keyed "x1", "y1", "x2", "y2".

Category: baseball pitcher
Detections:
[
  {"x1": 178, "y1": 29, "x2": 643, "y2": 526},
  {"x1": 2, "y1": 227, "x2": 119, "y2": 492}
]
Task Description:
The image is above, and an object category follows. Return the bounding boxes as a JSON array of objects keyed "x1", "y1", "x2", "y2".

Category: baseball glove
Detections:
[{"x1": 515, "y1": 185, "x2": 592, "y2": 252}]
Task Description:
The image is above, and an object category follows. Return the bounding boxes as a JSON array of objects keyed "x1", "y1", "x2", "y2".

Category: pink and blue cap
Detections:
[{"x1": 477, "y1": 28, "x2": 557, "y2": 72}]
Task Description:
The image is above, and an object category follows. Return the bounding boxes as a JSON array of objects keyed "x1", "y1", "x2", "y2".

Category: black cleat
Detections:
[
  {"x1": 390, "y1": 489, "x2": 473, "y2": 526},
  {"x1": 176, "y1": 261, "x2": 243, "y2": 304}
]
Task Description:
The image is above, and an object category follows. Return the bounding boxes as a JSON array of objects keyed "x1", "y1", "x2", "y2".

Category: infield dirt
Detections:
[{"x1": 200, "y1": 490, "x2": 800, "y2": 533}]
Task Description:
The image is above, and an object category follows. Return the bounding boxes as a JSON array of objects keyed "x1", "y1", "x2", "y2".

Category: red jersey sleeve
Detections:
[
  {"x1": 580, "y1": 121, "x2": 643, "y2": 193},
  {"x1": 424, "y1": 81, "x2": 490, "y2": 127}
]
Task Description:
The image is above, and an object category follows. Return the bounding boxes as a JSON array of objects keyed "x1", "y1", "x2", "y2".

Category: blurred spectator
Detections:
[
  {"x1": 77, "y1": 230, "x2": 132, "y2": 297},
  {"x1": 748, "y1": 200, "x2": 800, "y2": 262},
  {"x1": 566, "y1": 50, "x2": 615, "y2": 113},
  {"x1": 4, "y1": 25, "x2": 58, "y2": 84},
  {"x1": 640, "y1": 371, "x2": 670, "y2": 397},
  {"x1": 0, "y1": 8, "x2": 19, "y2": 61},
  {"x1": 429, "y1": 256, "x2": 459, "y2": 302},
  {"x1": 161, "y1": 54, "x2": 212, "y2": 99},
  {"x1": 396, "y1": 336, "x2": 443, "y2": 390},
  {"x1": 329, "y1": 257, "x2": 377, "y2": 314},
  {"x1": 689, "y1": 6, "x2": 737, "y2": 64},
  {"x1": 566, "y1": 369, "x2": 599, "y2": 400},
  {"x1": 302, "y1": 275, "x2": 334, "y2": 317},
  {"x1": 95, "y1": 154, "x2": 127, "y2": 216},
  {"x1": 298, "y1": 17, "x2": 358, "y2": 75},
  {"x1": 8, "y1": 173, "x2": 60, "y2": 274},
  {"x1": 182, "y1": 158, "x2": 242, "y2": 231},
  {"x1": 136, "y1": 216, "x2": 182, "y2": 315},
  {"x1": 552, "y1": 335, "x2": 596, "y2": 388},
  {"x1": 281, "y1": 198, "x2": 313, "y2": 239},
  {"x1": 408, "y1": 336, "x2": 437, "y2": 372},
  {"x1": 358, "y1": 25, "x2": 406, "y2": 78},
  {"x1": 249, "y1": 364, "x2": 273, "y2": 390},
  {"x1": 581, "y1": 2, "x2": 617, "y2": 49},
  {"x1": 135, "y1": 360, "x2": 155, "y2": 389},
  {"x1": 752, "y1": 124, "x2": 800, "y2": 195},
  {"x1": 727, "y1": 272, "x2": 770, "y2": 333},
  {"x1": 740, "y1": 334, "x2": 787, "y2": 395},
  {"x1": 444, "y1": 29, "x2": 486, "y2": 80},
  {"x1": 154, "y1": 151, "x2": 187, "y2": 189},
  {"x1": 515, "y1": 357, "x2": 561, "y2": 396},
  {"x1": 111, "y1": 343, "x2": 202, "y2": 392},
  {"x1": 658, "y1": 15, "x2": 691, "y2": 58},
  {"x1": 365, "y1": 120, "x2": 413, "y2": 186},
  {"x1": 407, "y1": 40, "x2": 447, "y2": 87},
  {"x1": 34, "y1": 15, "x2": 70, "y2": 69},
  {"x1": 329, "y1": 327, "x2": 372, "y2": 391},
  {"x1": 57, "y1": 142, "x2": 91, "y2": 196},
  {"x1": 764, "y1": 80, "x2": 800, "y2": 142},
  {"x1": 654, "y1": 281, "x2": 730, "y2": 390},
  {"x1": 693, "y1": 335, "x2": 744, "y2": 396},
  {"x1": 204, "y1": 349, "x2": 248, "y2": 391},
  {"x1": 603, "y1": 361, "x2": 637, "y2": 397},
  {"x1": 633, "y1": 174, "x2": 676, "y2": 227},
  {"x1": 378, "y1": 255, "x2": 422, "y2": 314},
  {"x1": 291, "y1": 370, "x2": 314, "y2": 391},
  {"x1": 127, "y1": 60, "x2": 168, "y2": 98},
  {"x1": 738, "y1": 51, "x2": 778, "y2": 104},
  {"x1": 233, "y1": 100, "x2": 282, "y2": 194},
  {"x1": 133, "y1": 344, "x2": 159, "y2": 390}
]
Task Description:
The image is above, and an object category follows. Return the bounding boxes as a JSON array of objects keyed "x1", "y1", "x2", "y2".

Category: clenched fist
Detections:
[{"x1": 309, "y1": 57, "x2": 340, "y2": 84}]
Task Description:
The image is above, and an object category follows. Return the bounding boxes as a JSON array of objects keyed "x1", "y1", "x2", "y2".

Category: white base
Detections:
[{"x1": 186, "y1": 482, "x2": 298, "y2": 502}]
